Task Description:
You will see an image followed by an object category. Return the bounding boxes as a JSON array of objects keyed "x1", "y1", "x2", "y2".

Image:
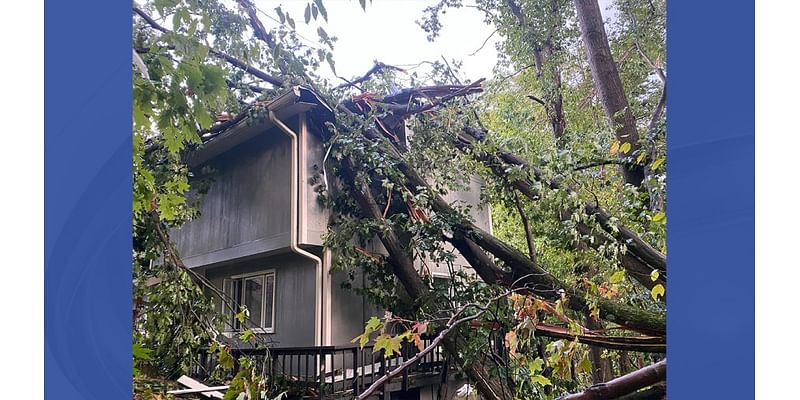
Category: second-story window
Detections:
[{"x1": 223, "y1": 271, "x2": 275, "y2": 333}]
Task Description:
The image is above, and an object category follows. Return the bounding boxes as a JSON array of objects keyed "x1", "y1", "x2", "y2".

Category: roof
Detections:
[{"x1": 187, "y1": 86, "x2": 334, "y2": 167}]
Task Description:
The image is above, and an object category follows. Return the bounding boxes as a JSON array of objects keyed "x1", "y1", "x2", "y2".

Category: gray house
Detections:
[{"x1": 174, "y1": 86, "x2": 492, "y2": 398}]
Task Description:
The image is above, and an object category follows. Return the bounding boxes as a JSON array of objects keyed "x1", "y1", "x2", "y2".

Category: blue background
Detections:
[
  {"x1": 43, "y1": 0, "x2": 754, "y2": 398},
  {"x1": 667, "y1": 1, "x2": 754, "y2": 399},
  {"x1": 45, "y1": 0, "x2": 131, "y2": 398}
]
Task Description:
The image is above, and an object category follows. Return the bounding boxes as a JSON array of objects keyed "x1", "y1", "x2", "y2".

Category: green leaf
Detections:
[
  {"x1": 650, "y1": 270, "x2": 660, "y2": 282},
  {"x1": 326, "y1": 52, "x2": 336, "y2": 75},
  {"x1": 351, "y1": 316, "x2": 383, "y2": 348},
  {"x1": 133, "y1": 343, "x2": 153, "y2": 361},
  {"x1": 239, "y1": 329, "x2": 256, "y2": 342},
  {"x1": 194, "y1": 106, "x2": 214, "y2": 129},
  {"x1": 531, "y1": 374, "x2": 552, "y2": 387},
  {"x1": 652, "y1": 211, "x2": 666, "y2": 223},
  {"x1": 218, "y1": 350, "x2": 235, "y2": 370},
  {"x1": 578, "y1": 356, "x2": 592, "y2": 374},
  {"x1": 652, "y1": 158, "x2": 665, "y2": 170},
  {"x1": 236, "y1": 308, "x2": 249, "y2": 324},
  {"x1": 374, "y1": 334, "x2": 402, "y2": 356},
  {"x1": 609, "y1": 270, "x2": 626, "y2": 284},
  {"x1": 317, "y1": 27, "x2": 331, "y2": 46},
  {"x1": 351, "y1": 332, "x2": 370, "y2": 348},
  {"x1": 620, "y1": 142, "x2": 632, "y2": 154},
  {"x1": 651, "y1": 284, "x2": 665, "y2": 300},
  {"x1": 365, "y1": 316, "x2": 382, "y2": 331},
  {"x1": 528, "y1": 358, "x2": 544, "y2": 374}
]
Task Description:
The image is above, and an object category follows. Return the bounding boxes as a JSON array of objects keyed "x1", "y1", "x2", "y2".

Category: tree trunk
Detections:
[
  {"x1": 340, "y1": 158, "x2": 515, "y2": 400},
  {"x1": 573, "y1": 0, "x2": 645, "y2": 187},
  {"x1": 558, "y1": 359, "x2": 666, "y2": 400},
  {"x1": 585, "y1": 313, "x2": 614, "y2": 383}
]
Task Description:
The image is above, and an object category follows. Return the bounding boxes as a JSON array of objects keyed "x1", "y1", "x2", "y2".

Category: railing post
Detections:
[
  {"x1": 352, "y1": 347, "x2": 359, "y2": 395},
  {"x1": 401, "y1": 342, "x2": 409, "y2": 392},
  {"x1": 318, "y1": 348, "x2": 325, "y2": 400}
]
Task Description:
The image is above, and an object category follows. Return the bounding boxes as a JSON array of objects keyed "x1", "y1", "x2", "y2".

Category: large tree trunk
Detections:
[
  {"x1": 574, "y1": 0, "x2": 645, "y2": 187},
  {"x1": 340, "y1": 158, "x2": 515, "y2": 400}
]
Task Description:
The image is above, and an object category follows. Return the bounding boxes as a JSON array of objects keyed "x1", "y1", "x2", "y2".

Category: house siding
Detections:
[{"x1": 173, "y1": 122, "x2": 297, "y2": 268}]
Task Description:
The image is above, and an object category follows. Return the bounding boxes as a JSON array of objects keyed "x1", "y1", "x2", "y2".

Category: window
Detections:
[{"x1": 223, "y1": 271, "x2": 276, "y2": 333}]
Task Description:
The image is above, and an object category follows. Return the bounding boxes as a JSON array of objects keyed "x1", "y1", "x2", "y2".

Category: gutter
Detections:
[{"x1": 268, "y1": 108, "x2": 327, "y2": 347}]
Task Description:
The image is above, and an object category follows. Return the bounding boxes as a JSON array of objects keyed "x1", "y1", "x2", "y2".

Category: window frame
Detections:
[{"x1": 222, "y1": 269, "x2": 276, "y2": 334}]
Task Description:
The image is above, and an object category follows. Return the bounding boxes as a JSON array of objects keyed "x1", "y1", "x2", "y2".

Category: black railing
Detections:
[{"x1": 191, "y1": 335, "x2": 446, "y2": 399}]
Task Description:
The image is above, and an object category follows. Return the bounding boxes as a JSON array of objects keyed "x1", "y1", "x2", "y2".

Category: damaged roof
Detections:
[{"x1": 187, "y1": 86, "x2": 334, "y2": 167}]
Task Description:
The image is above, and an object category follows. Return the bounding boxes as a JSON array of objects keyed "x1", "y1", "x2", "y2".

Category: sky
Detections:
[
  {"x1": 255, "y1": 0, "x2": 616, "y2": 83},
  {"x1": 256, "y1": 0, "x2": 501, "y2": 83}
]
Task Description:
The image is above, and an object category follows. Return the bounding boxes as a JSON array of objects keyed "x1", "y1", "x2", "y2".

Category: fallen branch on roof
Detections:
[
  {"x1": 334, "y1": 61, "x2": 407, "y2": 90},
  {"x1": 342, "y1": 80, "x2": 485, "y2": 119}
]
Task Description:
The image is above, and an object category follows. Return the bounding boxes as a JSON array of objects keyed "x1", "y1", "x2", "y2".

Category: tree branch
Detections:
[
  {"x1": 459, "y1": 127, "x2": 666, "y2": 276},
  {"x1": 334, "y1": 61, "x2": 406, "y2": 90},
  {"x1": 382, "y1": 146, "x2": 665, "y2": 334},
  {"x1": 557, "y1": 359, "x2": 666, "y2": 400},
  {"x1": 133, "y1": 7, "x2": 285, "y2": 86},
  {"x1": 356, "y1": 289, "x2": 521, "y2": 400}
]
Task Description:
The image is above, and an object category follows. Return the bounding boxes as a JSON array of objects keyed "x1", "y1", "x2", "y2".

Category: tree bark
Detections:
[
  {"x1": 340, "y1": 159, "x2": 429, "y2": 300},
  {"x1": 514, "y1": 193, "x2": 538, "y2": 263},
  {"x1": 573, "y1": 0, "x2": 645, "y2": 187},
  {"x1": 586, "y1": 313, "x2": 614, "y2": 383},
  {"x1": 558, "y1": 359, "x2": 666, "y2": 400}
]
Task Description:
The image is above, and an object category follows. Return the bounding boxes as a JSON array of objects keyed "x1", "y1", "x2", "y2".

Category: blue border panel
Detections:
[
  {"x1": 668, "y1": 1, "x2": 753, "y2": 398},
  {"x1": 45, "y1": 1, "x2": 131, "y2": 399}
]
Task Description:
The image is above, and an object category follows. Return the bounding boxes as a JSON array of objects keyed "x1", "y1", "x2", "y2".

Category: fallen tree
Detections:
[{"x1": 132, "y1": 0, "x2": 668, "y2": 398}]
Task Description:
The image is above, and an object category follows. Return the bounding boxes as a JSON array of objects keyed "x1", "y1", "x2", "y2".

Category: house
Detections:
[{"x1": 172, "y1": 86, "x2": 492, "y2": 399}]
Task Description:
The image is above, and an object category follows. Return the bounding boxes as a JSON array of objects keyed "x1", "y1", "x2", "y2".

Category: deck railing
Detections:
[{"x1": 190, "y1": 335, "x2": 446, "y2": 399}]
